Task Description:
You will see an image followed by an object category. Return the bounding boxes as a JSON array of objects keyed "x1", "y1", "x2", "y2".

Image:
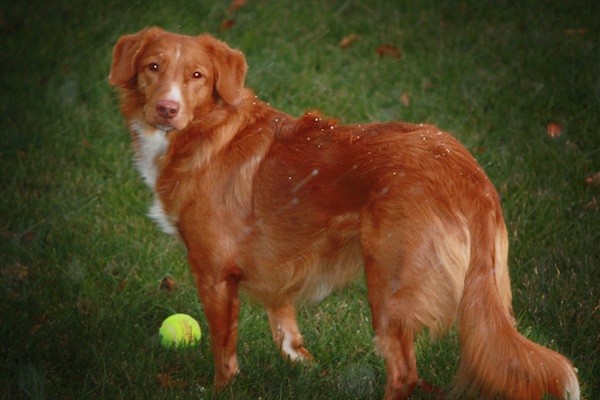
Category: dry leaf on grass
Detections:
[
  {"x1": 376, "y1": 43, "x2": 402, "y2": 59},
  {"x1": 340, "y1": 34, "x2": 360, "y2": 49},
  {"x1": 31, "y1": 314, "x2": 49, "y2": 334},
  {"x1": 583, "y1": 197, "x2": 598, "y2": 210},
  {"x1": 585, "y1": 172, "x2": 600, "y2": 187},
  {"x1": 2, "y1": 261, "x2": 29, "y2": 283},
  {"x1": 546, "y1": 122, "x2": 562, "y2": 138},
  {"x1": 401, "y1": 92, "x2": 410, "y2": 106},
  {"x1": 157, "y1": 372, "x2": 187, "y2": 389},
  {"x1": 564, "y1": 28, "x2": 587, "y2": 37},
  {"x1": 159, "y1": 276, "x2": 178, "y2": 291},
  {"x1": 227, "y1": 0, "x2": 246, "y2": 13},
  {"x1": 220, "y1": 19, "x2": 236, "y2": 31}
]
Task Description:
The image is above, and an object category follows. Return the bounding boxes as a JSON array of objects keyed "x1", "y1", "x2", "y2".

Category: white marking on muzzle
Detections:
[{"x1": 166, "y1": 84, "x2": 183, "y2": 104}]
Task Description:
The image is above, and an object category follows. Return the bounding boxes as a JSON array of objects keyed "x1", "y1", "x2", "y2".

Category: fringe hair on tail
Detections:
[{"x1": 451, "y1": 221, "x2": 580, "y2": 400}]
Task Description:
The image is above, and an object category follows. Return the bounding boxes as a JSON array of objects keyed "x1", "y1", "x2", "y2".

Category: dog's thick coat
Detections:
[{"x1": 109, "y1": 27, "x2": 580, "y2": 399}]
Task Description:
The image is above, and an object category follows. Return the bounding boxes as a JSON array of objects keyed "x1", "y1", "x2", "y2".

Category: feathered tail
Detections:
[{"x1": 452, "y1": 220, "x2": 580, "y2": 399}]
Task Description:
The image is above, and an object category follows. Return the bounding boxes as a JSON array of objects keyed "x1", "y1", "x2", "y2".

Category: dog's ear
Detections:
[
  {"x1": 201, "y1": 35, "x2": 247, "y2": 105},
  {"x1": 109, "y1": 27, "x2": 163, "y2": 87}
]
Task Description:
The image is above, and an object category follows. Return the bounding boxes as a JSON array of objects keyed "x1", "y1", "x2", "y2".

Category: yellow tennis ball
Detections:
[{"x1": 159, "y1": 313, "x2": 201, "y2": 348}]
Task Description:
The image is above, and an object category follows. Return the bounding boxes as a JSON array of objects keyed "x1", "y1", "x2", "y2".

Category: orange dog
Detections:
[{"x1": 109, "y1": 27, "x2": 580, "y2": 399}]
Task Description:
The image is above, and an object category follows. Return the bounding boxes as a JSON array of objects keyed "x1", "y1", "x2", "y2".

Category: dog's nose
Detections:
[{"x1": 156, "y1": 100, "x2": 180, "y2": 119}]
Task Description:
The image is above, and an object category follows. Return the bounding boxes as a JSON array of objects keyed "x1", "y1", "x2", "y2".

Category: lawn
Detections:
[{"x1": 1, "y1": 0, "x2": 598, "y2": 399}]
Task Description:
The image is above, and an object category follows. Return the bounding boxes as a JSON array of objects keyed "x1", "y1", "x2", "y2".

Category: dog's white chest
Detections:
[
  {"x1": 130, "y1": 120, "x2": 178, "y2": 235},
  {"x1": 131, "y1": 120, "x2": 169, "y2": 188}
]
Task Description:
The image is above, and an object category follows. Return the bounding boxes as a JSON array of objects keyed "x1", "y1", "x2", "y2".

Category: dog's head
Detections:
[{"x1": 109, "y1": 27, "x2": 247, "y2": 131}]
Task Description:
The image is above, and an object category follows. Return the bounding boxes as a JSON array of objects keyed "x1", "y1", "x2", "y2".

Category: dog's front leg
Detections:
[
  {"x1": 191, "y1": 257, "x2": 242, "y2": 391},
  {"x1": 267, "y1": 303, "x2": 313, "y2": 362}
]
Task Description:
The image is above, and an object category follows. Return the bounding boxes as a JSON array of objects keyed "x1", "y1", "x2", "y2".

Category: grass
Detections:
[{"x1": 1, "y1": 0, "x2": 598, "y2": 398}]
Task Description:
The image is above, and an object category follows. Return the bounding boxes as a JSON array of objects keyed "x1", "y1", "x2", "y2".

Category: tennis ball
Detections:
[{"x1": 159, "y1": 313, "x2": 201, "y2": 348}]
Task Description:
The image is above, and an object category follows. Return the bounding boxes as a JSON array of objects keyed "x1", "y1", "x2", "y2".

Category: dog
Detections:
[{"x1": 109, "y1": 27, "x2": 580, "y2": 399}]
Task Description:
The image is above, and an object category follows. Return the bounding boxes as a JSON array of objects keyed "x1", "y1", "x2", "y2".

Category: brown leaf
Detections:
[
  {"x1": 400, "y1": 92, "x2": 410, "y2": 106},
  {"x1": 22, "y1": 230, "x2": 36, "y2": 244},
  {"x1": 546, "y1": 122, "x2": 562, "y2": 138},
  {"x1": 3, "y1": 261, "x2": 29, "y2": 283},
  {"x1": 31, "y1": 314, "x2": 48, "y2": 334},
  {"x1": 585, "y1": 172, "x2": 600, "y2": 187},
  {"x1": 156, "y1": 372, "x2": 187, "y2": 389},
  {"x1": 227, "y1": 0, "x2": 246, "y2": 13},
  {"x1": 220, "y1": 19, "x2": 236, "y2": 32},
  {"x1": 583, "y1": 197, "x2": 598, "y2": 210},
  {"x1": 421, "y1": 78, "x2": 434, "y2": 90},
  {"x1": 159, "y1": 276, "x2": 178, "y2": 291},
  {"x1": 339, "y1": 34, "x2": 360, "y2": 49},
  {"x1": 376, "y1": 43, "x2": 402, "y2": 59},
  {"x1": 565, "y1": 28, "x2": 587, "y2": 37}
]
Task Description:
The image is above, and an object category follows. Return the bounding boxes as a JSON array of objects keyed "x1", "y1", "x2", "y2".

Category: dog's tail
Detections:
[{"x1": 451, "y1": 217, "x2": 580, "y2": 399}]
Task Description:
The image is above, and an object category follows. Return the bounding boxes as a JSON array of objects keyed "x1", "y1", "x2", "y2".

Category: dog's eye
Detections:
[
  {"x1": 192, "y1": 71, "x2": 203, "y2": 79},
  {"x1": 148, "y1": 63, "x2": 159, "y2": 72}
]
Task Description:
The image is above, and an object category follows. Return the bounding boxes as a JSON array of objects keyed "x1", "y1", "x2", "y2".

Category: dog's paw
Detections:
[
  {"x1": 281, "y1": 338, "x2": 314, "y2": 362},
  {"x1": 213, "y1": 356, "x2": 240, "y2": 391}
]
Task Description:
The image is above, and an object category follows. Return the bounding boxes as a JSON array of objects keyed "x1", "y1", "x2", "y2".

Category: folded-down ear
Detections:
[
  {"x1": 109, "y1": 27, "x2": 164, "y2": 87},
  {"x1": 200, "y1": 35, "x2": 248, "y2": 105}
]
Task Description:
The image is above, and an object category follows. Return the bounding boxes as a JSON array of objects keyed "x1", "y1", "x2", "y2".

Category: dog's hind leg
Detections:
[
  {"x1": 267, "y1": 303, "x2": 313, "y2": 362},
  {"x1": 363, "y1": 254, "x2": 420, "y2": 400},
  {"x1": 361, "y1": 204, "x2": 469, "y2": 399},
  {"x1": 375, "y1": 326, "x2": 419, "y2": 400}
]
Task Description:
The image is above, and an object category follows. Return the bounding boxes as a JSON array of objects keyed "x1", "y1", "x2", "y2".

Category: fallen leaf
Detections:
[
  {"x1": 564, "y1": 28, "x2": 587, "y2": 37},
  {"x1": 340, "y1": 34, "x2": 360, "y2": 49},
  {"x1": 159, "y1": 276, "x2": 178, "y2": 291},
  {"x1": 220, "y1": 19, "x2": 236, "y2": 32},
  {"x1": 22, "y1": 230, "x2": 36, "y2": 244},
  {"x1": 583, "y1": 197, "x2": 597, "y2": 210},
  {"x1": 157, "y1": 372, "x2": 187, "y2": 389},
  {"x1": 546, "y1": 122, "x2": 562, "y2": 138},
  {"x1": 421, "y1": 78, "x2": 434, "y2": 90},
  {"x1": 376, "y1": 43, "x2": 402, "y2": 59},
  {"x1": 227, "y1": 0, "x2": 246, "y2": 13},
  {"x1": 585, "y1": 172, "x2": 600, "y2": 187},
  {"x1": 401, "y1": 92, "x2": 410, "y2": 106},
  {"x1": 2, "y1": 261, "x2": 29, "y2": 283}
]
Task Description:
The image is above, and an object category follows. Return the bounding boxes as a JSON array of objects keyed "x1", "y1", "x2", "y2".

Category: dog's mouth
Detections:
[
  {"x1": 156, "y1": 122, "x2": 175, "y2": 132},
  {"x1": 152, "y1": 115, "x2": 190, "y2": 132},
  {"x1": 151, "y1": 115, "x2": 179, "y2": 131}
]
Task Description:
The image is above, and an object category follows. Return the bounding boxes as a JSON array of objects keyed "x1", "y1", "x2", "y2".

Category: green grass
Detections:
[{"x1": 1, "y1": 0, "x2": 598, "y2": 398}]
